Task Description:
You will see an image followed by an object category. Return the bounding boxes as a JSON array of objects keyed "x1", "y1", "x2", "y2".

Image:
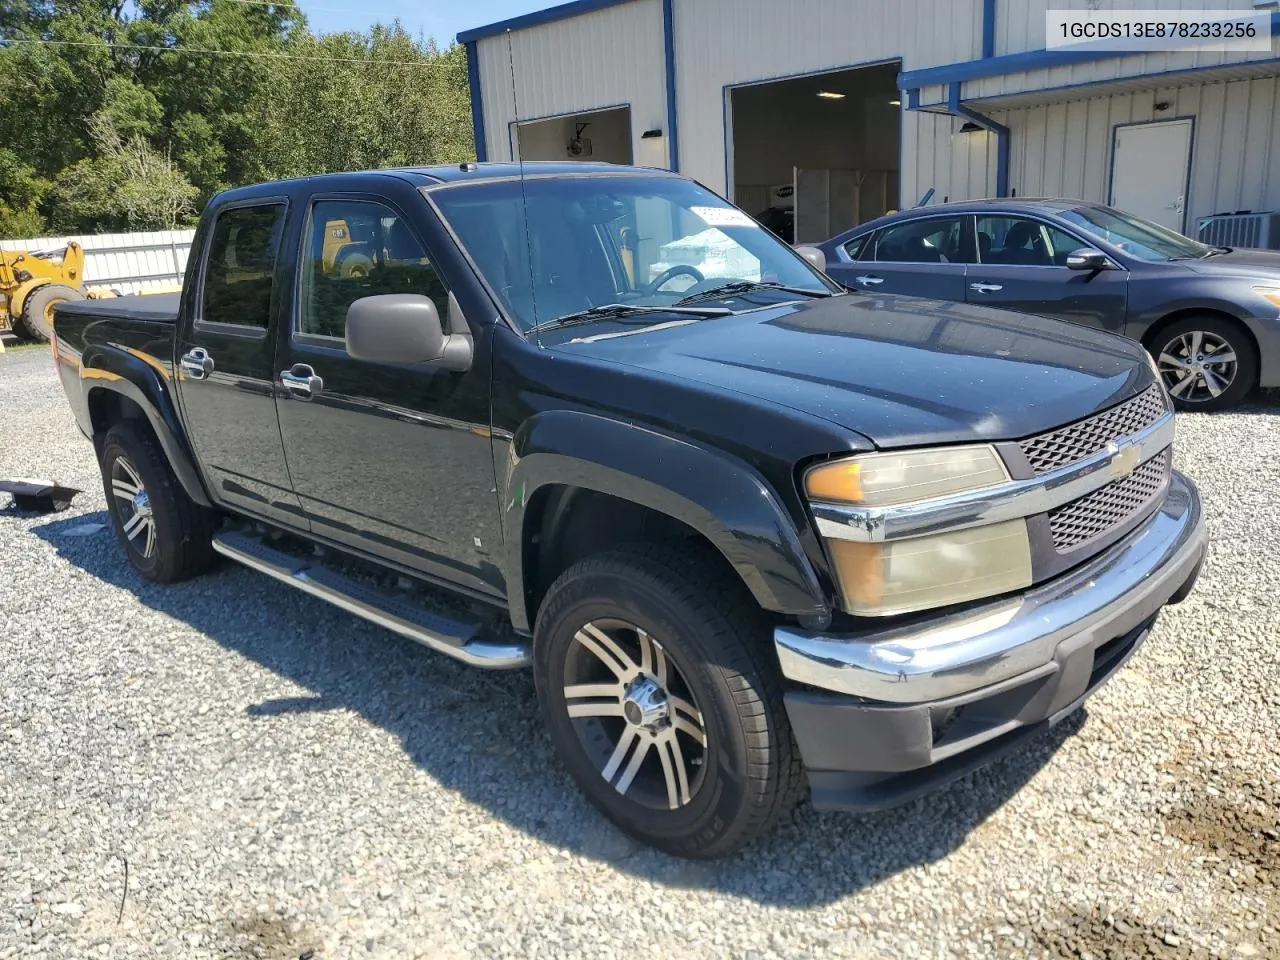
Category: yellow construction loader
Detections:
[{"x1": 0, "y1": 242, "x2": 88, "y2": 342}]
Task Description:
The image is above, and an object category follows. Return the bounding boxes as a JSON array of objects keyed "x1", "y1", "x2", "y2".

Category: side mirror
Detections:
[
  {"x1": 793, "y1": 245, "x2": 827, "y2": 272},
  {"x1": 345, "y1": 293, "x2": 473, "y2": 372},
  {"x1": 1065, "y1": 247, "x2": 1114, "y2": 271}
]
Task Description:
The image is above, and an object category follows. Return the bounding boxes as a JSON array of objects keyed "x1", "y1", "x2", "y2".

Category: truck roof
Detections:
[{"x1": 215, "y1": 162, "x2": 678, "y2": 204}]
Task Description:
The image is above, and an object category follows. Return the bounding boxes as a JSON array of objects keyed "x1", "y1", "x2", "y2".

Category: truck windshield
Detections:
[
  {"x1": 429, "y1": 174, "x2": 834, "y2": 332},
  {"x1": 1059, "y1": 205, "x2": 1214, "y2": 262}
]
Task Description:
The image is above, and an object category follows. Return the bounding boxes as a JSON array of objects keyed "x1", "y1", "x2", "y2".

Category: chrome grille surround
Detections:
[
  {"x1": 1049, "y1": 449, "x2": 1171, "y2": 551},
  {"x1": 1020, "y1": 383, "x2": 1169, "y2": 475}
]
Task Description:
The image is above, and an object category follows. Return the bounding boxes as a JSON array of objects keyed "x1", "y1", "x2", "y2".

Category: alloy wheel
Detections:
[
  {"x1": 561, "y1": 619, "x2": 708, "y2": 811},
  {"x1": 1157, "y1": 330, "x2": 1238, "y2": 404},
  {"x1": 110, "y1": 455, "x2": 156, "y2": 558}
]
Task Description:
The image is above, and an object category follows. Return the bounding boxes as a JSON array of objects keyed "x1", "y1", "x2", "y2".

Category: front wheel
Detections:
[
  {"x1": 1151, "y1": 316, "x2": 1257, "y2": 411},
  {"x1": 533, "y1": 544, "x2": 803, "y2": 859}
]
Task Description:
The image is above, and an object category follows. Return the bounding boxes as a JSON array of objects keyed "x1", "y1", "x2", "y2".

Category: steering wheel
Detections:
[{"x1": 643, "y1": 264, "x2": 704, "y2": 296}]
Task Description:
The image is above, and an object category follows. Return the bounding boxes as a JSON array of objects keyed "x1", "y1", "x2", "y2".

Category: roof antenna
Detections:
[{"x1": 506, "y1": 29, "x2": 541, "y2": 342}]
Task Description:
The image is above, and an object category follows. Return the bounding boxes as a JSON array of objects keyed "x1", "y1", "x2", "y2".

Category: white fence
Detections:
[{"x1": 1, "y1": 228, "x2": 195, "y2": 295}]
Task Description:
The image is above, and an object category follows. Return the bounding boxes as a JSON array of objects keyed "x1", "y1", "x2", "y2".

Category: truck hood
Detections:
[{"x1": 553, "y1": 293, "x2": 1154, "y2": 448}]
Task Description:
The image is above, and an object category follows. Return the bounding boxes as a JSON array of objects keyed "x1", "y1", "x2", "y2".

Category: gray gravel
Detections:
[{"x1": 1, "y1": 343, "x2": 1277, "y2": 960}]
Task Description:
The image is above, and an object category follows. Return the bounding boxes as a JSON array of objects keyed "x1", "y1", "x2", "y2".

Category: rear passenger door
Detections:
[
  {"x1": 844, "y1": 215, "x2": 972, "y2": 302},
  {"x1": 273, "y1": 191, "x2": 502, "y2": 598},
  {"x1": 175, "y1": 199, "x2": 306, "y2": 529},
  {"x1": 966, "y1": 214, "x2": 1129, "y2": 335}
]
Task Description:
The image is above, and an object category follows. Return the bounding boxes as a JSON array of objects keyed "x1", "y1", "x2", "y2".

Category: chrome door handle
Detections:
[
  {"x1": 969, "y1": 282, "x2": 1003, "y2": 293},
  {"x1": 854, "y1": 275, "x2": 884, "y2": 286},
  {"x1": 281, "y1": 364, "x2": 323, "y2": 399},
  {"x1": 180, "y1": 347, "x2": 214, "y2": 380}
]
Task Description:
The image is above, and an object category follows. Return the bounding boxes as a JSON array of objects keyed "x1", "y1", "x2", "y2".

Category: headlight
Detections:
[
  {"x1": 826, "y1": 520, "x2": 1033, "y2": 616},
  {"x1": 805, "y1": 445, "x2": 1008, "y2": 506},
  {"x1": 806, "y1": 446, "x2": 1029, "y2": 616},
  {"x1": 1253, "y1": 284, "x2": 1280, "y2": 309}
]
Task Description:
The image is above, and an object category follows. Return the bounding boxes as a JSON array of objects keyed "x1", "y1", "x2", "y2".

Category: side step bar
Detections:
[{"x1": 211, "y1": 530, "x2": 531, "y2": 670}]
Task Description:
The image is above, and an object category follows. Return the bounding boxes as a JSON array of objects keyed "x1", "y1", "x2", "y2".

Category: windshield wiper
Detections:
[
  {"x1": 526, "y1": 302, "x2": 731, "y2": 334},
  {"x1": 675, "y1": 280, "x2": 833, "y2": 306}
]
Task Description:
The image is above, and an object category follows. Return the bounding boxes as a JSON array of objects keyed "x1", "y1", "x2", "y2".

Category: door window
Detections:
[
  {"x1": 841, "y1": 233, "x2": 872, "y2": 261},
  {"x1": 200, "y1": 204, "x2": 285, "y2": 328},
  {"x1": 873, "y1": 217, "x2": 969, "y2": 263},
  {"x1": 298, "y1": 199, "x2": 449, "y2": 340},
  {"x1": 975, "y1": 215, "x2": 1084, "y2": 267}
]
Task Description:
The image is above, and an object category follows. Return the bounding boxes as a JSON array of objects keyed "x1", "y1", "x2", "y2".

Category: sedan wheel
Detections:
[{"x1": 1158, "y1": 329, "x2": 1237, "y2": 404}]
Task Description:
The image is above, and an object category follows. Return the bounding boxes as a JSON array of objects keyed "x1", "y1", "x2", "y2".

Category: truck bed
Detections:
[{"x1": 56, "y1": 292, "x2": 181, "y2": 324}]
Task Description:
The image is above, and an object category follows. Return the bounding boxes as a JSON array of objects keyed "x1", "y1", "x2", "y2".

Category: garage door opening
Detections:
[
  {"x1": 729, "y1": 63, "x2": 901, "y2": 244},
  {"x1": 513, "y1": 106, "x2": 633, "y2": 164}
]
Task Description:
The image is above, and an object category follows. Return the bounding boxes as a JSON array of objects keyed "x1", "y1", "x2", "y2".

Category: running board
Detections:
[{"x1": 211, "y1": 530, "x2": 531, "y2": 670}]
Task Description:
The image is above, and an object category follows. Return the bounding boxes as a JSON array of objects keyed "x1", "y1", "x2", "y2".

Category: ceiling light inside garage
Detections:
[{"x1": 816, "y1": 90, "x2": 846, "y2": 99}]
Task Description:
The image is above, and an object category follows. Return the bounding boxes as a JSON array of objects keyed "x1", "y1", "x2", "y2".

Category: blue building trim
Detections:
[
  {"x1": 458, "y1": 0, "x2": 633, "y2": 43},
  {"x1": 947, "y1": 82, "x2": 1010, "y2": 198},
  {"x1": 982, "y1": 0, "x2": 996, "y2": 58},
  {"x1": 465, "y1": 40, "x2": 488, "y2": 162},
  {"x1": 903, "y1": 10, "x2": 1280, "y2": 89},
  {"x1": 662, "y1": 0, "x2": 679, "y2": 170}
]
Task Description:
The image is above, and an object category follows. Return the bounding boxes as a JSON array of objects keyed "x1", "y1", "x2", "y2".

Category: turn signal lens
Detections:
[
  {"x1": 805, "y1": 445, "x2": 1008, "y2": 507},
  {"x1": 1252, "y1": 285, "x2": 1280, "y2": 309},
  {"x1": 827, "y1": 520, "x2": 1033, "y2": 616}
]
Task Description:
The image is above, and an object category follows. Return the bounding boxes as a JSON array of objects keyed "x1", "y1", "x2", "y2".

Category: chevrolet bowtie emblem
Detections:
[{"x1": 1107, "y1": 440, "x2": 1141, "y2": 480}]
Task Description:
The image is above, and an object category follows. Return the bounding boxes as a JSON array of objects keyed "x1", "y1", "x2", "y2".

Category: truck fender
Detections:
[
  {"x1": 80, "y1": 345, "x2": 213, "y2": 508},
  {"x1": 502, "y1": 410, "x2": 829, "y2": 633}
]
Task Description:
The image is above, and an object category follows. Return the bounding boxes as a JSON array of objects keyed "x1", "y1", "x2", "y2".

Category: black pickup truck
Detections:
[{"x1": 52, "y1": 162, "x2": 1206, "y2": 858}]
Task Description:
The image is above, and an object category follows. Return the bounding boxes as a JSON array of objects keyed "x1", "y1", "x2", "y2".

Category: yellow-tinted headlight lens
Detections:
[
  {"x1": 805, "y1": 445, "x2": 1009, "y2": 506},
  {"x1": 827, "y1": 519, "x2": 1033, "y2": 616}
]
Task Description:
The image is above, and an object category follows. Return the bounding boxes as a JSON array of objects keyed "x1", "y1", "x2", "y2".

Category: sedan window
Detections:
[
  {"x1": 976, "y1": 215, "x2": 1085, "y2": 267},
  {"x1": 873, "y1": 217, "x2": 969, "y2": 264}
]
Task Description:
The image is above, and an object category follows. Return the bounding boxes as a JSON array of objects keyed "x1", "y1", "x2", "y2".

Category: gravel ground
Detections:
[{"x1": 1, "y1": 345, "x2": 1277, "y2": 960}]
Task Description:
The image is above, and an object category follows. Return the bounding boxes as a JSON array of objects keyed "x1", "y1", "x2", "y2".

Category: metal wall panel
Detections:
[
  {"x1": 902, "y1": 110, "x2": 998, "y2": 207},
  {"x1": 1, "y1": 229, "x2": 195, "y2": 295},
  {"x1": 674, "y1": 0, "x2": 982, "y2": 197},
  {"x1": 999, "y1": 76, "x2": 1280, "y2": 224},
  {"x1": 474, "y1": 0, "x2": 666, "y2": 164},
  {"x1": 997, "y1": 0, "x2": 1264, "y2": 56}
]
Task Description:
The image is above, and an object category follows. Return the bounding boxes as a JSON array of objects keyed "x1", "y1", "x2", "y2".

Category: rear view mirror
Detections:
[
  {"x1": 793, "y1": 245, "x2": 827, "y2": 272},
  {"x1": 345, "y1": 293, "x2": 473, "y2": 371},
  {"x1": 1065, "y1": 247, "x2": 1114, "y2": 271}
]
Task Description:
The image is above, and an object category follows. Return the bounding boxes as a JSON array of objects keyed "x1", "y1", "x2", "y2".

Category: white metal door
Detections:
[{"x1": 1109, "y1": 119, "x2": 1193, "y2": 233}]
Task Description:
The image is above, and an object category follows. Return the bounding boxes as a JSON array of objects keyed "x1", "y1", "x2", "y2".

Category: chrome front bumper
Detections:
[{"x1": 776, "y1": 471, "x2": 1205, "y2": 704}]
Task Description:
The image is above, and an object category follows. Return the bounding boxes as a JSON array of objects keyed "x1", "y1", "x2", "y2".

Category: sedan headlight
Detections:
[
  {"x1": 806, "y1": 446, "x2": 1031, "y2": 616},
  {"x1": 1253, "y1": 284, "x2": 1280, "y2": 310}
]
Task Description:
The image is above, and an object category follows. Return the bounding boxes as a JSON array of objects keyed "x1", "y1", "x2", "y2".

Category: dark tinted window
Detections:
[
  {"x1": 298, "y1": 199, "x2": 449, "y2": 340},
  {"x1": 842, "y1": 234, "x2": 871, "y2": 261},
  {"x1": 200, "y1": 204, "x2": 284, "y2": 328},
  {"x1": 874, "y1": 217, "x2": 967, "y2": 263},
  {"x1": 976, "y1": 215, "x2": 1084, "y2": 266}
]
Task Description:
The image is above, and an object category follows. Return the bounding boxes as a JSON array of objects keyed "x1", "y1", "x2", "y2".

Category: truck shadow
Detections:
[{"x1": 34, "y1": 511, "x2": 1083, "y2": 908}]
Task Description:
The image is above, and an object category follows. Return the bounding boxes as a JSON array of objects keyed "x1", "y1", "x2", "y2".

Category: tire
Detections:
[
  {"x1": 17, "y1": 283, "x2": 84, "y2": 342},
  {"x1": 533, "y1": 543, "x2": 804, "y2": 859},
  {"x1": 335, "y1": 251, "x2": 374, "y2": 279},
  {"x1": 98, "y1": 422, "x2": 218, "y2": 583},
  {"x1": 1149, "y1": 315, "x2": 1257, "y2": 412}
]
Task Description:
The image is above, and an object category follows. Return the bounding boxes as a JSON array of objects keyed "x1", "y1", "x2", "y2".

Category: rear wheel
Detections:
[
  {"x1": 17, "y1": 283, "x2": 84, "y2": 342},
  {"x1": 99, "y1": 423, "x2": 218, "y2": 583},
  {"x1": 1151, "y1": 316, "x2": 1257, "y2": 411},
  {"x1": 533, "y1": 544, "x2": 804, "y2": 859}
]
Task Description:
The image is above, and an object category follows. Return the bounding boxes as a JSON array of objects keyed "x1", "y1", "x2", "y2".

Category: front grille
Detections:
[
  {"x1": 1048, "y1": 450, "x2": 1170, "y2": 551},
  {"x1": 1020, "y1": 384, "x2": 1168, "y2": 474}
]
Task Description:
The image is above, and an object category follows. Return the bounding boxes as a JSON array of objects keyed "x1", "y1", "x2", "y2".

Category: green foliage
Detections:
[{"x1": 0, "y1": 2, "x2": 474, "y2": 239}]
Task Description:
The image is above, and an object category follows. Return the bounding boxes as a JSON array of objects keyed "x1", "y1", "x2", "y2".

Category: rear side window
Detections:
[
  {"x1": 298, "y1": 199, "x2": 450, "y2": 340},
  {"x1": 200, "y1": 204, "x2": 284, "y2": 328},
  {"x1": 841, "y1": 234, "x2": 871, "y2": 261},
  {"x1": 874, "y1": 216, "x2": 968, "y2": 264}
]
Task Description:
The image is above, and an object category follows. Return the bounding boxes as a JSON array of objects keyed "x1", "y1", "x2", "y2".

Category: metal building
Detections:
[{"x1": 460, "y1": 0, "x2": 1280, "y2": 243}]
